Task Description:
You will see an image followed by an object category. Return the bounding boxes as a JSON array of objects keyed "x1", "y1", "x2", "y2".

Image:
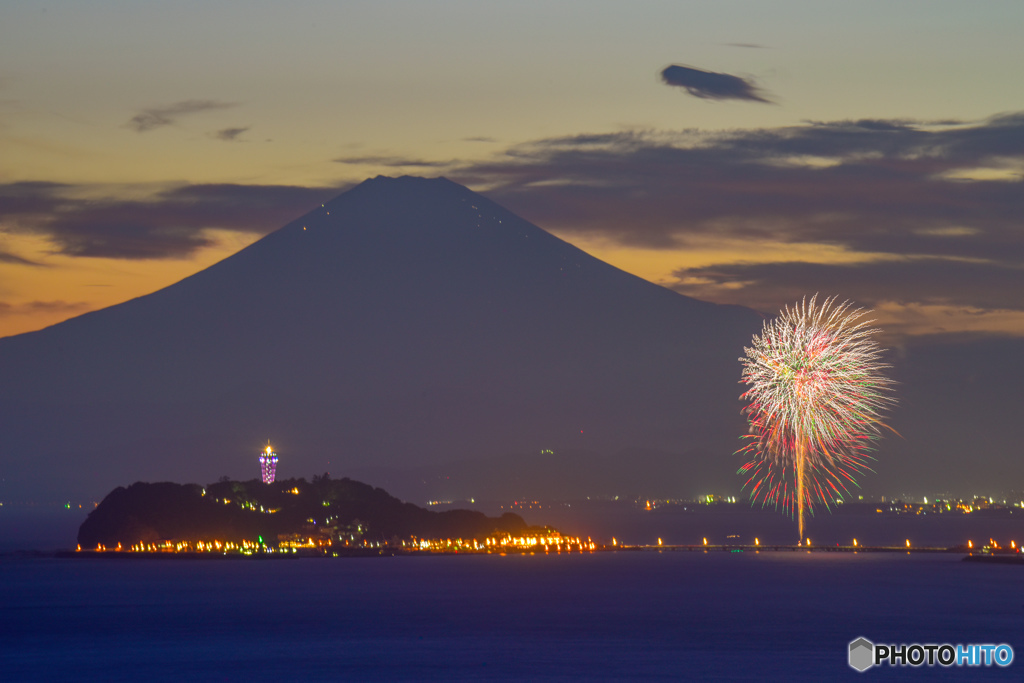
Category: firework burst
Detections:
[{"x1": 738, "y1": 295, "x2": 896, "y2": 541}]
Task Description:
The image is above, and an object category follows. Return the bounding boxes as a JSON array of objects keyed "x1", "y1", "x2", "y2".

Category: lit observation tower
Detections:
[{"x1": 259, "y1": 443, "x2": 278, "y2": 484}]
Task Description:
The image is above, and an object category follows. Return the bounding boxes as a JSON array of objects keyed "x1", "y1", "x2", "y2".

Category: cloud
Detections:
[
  {"x1": 0, "y1": 181, "x2": 70, "y2": 214},
  {"x1": 214, "y1": 126, "x2": 249, "y2": 141},
  {"x1": 668, "y1": 259, "x2": 1024, "y2": 341},
  {"x1": 446, "y1": 113, "x2": 1024, "y2": 335},
  {"x1": 669, "y1": 260, "x2": 1024, "y2": 315},
  {"x1": 126, "y1": 100, "x2": 237, "y2": 133},
  {"x1": 0, "y1": 182, "x2": 342, "y2": 259},
  {"x1": 453, "y1": 116, "x2": 1024, "y2": 260},
  {"x1": 660, "y1": 64, "x2": 770, "y2": 103},
  {"x1": 0, "y1": 300, "x2": 90, "y2": 317},
  {"x1": 0, "y1": 251, "x2": 44, "y2": 266},
  {"x1": 334, "y1": 155, "x2": 454, "y2": 168},
  {"x1": 723, "y1": 43, "x2": 770, "y2": 49},
  {"x1": 46, "y1": 221, "x2": 215, "y2": 259}
]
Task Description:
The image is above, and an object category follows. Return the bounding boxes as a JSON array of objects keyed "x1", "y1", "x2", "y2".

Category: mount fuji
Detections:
[{"x1": 0, "y1": 176, "x2": 763, "y2": 502}]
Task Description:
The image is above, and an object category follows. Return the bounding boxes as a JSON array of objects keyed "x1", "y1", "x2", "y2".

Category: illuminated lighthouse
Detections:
[{"x1": 259, "y1": 443, "x2": 278, "y2": 484}]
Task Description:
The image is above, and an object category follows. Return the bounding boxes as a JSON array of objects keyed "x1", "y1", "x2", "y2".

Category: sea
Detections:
[{"x1": 2, "y1": 510, "x2": 1023, "y2": 681}]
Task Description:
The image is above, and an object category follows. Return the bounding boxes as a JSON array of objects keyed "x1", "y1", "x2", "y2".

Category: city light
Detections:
[{"x1": 72, "y1": 530, "x2": 1021, "y2": 557}]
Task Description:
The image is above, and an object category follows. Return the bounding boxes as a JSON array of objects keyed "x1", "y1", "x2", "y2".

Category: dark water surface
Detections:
[{"x1": 1, "y1": 551, "x2": 1021, "y2": 681}]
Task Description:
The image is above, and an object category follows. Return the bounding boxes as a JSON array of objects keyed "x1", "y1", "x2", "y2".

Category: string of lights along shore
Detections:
[
  {"x1": 259, "y1": 444, "x2": 278, "y2": 484},
  {"x1": 737, "y1": 295, "x2": 897, "y2": 543}
]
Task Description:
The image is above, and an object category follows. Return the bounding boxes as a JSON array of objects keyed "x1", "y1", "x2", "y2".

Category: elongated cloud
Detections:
[
  {"x1": 0, "y1": 251, "x2": 44, "y2": 266},
  {"x1": 335, "y1": 155, "x2": 454, "y2": 168},
  {"x1": 0, "y1": 300, "x2": 90, "y2": 317},
  {"x1": 660, "y1": 64, "x2": 770, "y2": 102},
  {"x1": 670, "y1": 260, "x2": 1024, "y2": 315},
  {"x1": 214, "y1": 126, "x2": 249, "y2": 141},
  {"x1": 127, "y1": 100, "x2": 237, "y2": 133},
  {"x1": 0, "y1": 183, "x2": 342, "y2": 259}
]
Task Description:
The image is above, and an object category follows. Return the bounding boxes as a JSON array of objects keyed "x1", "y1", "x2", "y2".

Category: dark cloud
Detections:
[
  {"x1": 445, "y1": 113, "x2": 1024, "y2": 326},
  {"x1": 49, "y1": 220, "x2": 215, "y2": 259},
  {"x1": 0, "y1": 181, "x2": 70, "y2": 215},
  {"x1": 126, "y1": 100, "x2": 237, "y2": 133},
  {"x1": 335, "y1": 155, "x2": 453, "y2": 168},
  {"x1": 669, "y1": 260, "x2": 1024, "y2": 317},
  {"x1": 724, "y1": 43, "x2": 770, "y2": 49},
  {"x1": 214, "y1": 126, "x2": 249, "y2": 141},
  {"x1": 0, "y1": 251, "x2": 44, "y2": 266},
  {"x1": 0, "y1": 182, "x2": 342, "y2": 259},
  {"x1": 660, "y1": 64, "x2": 770, "y2": 103},
  {"x1": 452, "y1": 115, "x2": 1024, "y2": 261}
]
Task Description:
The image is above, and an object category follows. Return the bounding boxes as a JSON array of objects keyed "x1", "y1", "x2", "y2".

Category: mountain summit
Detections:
[{"x1": 0, "y1": 176, "x2": 762, "y2": 501}]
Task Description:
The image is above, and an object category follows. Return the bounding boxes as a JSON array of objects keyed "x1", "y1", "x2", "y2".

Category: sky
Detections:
[{"x1": 2, "y1": 0, "x2": 1024, "y2": 340}]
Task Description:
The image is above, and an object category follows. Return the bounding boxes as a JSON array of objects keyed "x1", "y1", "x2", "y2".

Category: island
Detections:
[{"x1": 76, "y1": 475, "x2": 589, "y2": 556}]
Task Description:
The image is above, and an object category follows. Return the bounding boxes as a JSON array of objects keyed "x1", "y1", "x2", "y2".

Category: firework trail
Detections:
[{"x1": 738, "y1": 295, "x2": 896, "y2": 541}]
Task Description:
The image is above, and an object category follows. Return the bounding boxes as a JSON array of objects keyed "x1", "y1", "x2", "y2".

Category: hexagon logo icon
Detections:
[{"x1": 849, "y1": 637, "x2": 874, "y2": 672}]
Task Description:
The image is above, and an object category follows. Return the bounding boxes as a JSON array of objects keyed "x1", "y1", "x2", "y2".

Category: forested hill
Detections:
[{"x1": 77, "y1": 476, "x2": 527, "y2": 548}]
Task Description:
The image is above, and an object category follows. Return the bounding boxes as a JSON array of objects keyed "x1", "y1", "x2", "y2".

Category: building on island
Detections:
[{"x1": 259, "y1": 443, "x2": 278, "y2": 484}]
